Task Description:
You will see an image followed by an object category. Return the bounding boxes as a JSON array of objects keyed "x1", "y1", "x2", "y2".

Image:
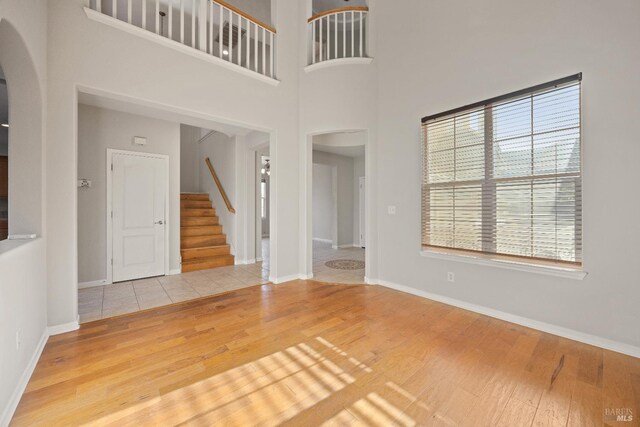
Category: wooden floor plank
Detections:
[{"x1": 10, "y1": 281, "x2": 640, "y2": 426}]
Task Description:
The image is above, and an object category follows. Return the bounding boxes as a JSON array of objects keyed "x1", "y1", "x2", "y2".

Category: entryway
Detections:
[{"x1": 308, "y1": 131, "x2": 367, "y2": 284}]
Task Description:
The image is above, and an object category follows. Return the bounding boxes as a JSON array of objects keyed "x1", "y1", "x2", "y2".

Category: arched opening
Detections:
[
  {"x1": 0, "y1": 19, "x2": 44, "y2": 239},
  {"x1": 0, "y1": 64, "x2": 8, "y2": 240}
]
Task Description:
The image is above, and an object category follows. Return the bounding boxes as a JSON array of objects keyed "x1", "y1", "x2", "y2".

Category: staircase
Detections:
[{"x1": 181, "y1": 193, "x2": 234, "y2": 272}]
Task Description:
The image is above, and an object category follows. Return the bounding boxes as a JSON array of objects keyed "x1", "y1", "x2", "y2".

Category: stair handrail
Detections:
[{"x1": 205, "y1": 158, "x2": 236, "y2": 214}]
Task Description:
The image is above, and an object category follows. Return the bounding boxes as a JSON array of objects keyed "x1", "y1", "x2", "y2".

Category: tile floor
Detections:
[
  {"x1": 79, "y1": 238, "x2": 365, "y2": 323},
  {"x1": 312, "y1": 240, "x2": 366, "y2": 284}
]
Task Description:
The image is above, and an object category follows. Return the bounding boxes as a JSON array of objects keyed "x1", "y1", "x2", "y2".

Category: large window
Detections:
[{"x1": 421, "y1": 74, "x2": 582, "y2": 265}]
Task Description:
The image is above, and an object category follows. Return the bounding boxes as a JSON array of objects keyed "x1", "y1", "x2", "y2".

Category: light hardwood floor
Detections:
[{"x1": 12, "y1": 281, "x2": 640, "y2": 426}]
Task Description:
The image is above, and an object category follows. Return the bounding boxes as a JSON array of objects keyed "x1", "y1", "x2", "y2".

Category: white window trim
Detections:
[{"x1": 420, "y1": 248, "x2": 587, "y2": 280}]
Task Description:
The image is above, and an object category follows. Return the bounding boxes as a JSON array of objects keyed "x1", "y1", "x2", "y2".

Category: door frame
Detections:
[
  {"x1": 359, "y1": 176, "x2": 365, "y2": 248},
  {"x1": 106, "y1": 149, "x2": 170, "y2": 285}
]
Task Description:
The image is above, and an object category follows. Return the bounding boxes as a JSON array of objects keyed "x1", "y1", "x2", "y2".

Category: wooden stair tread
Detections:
[{"x1": 179, "y1": 192, "x2": 234, "y2": 272}]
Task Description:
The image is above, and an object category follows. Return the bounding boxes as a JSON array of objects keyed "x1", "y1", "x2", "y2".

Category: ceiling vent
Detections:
[{"x1": 216, "y1": 21, "x2": 246, "y2": 48}]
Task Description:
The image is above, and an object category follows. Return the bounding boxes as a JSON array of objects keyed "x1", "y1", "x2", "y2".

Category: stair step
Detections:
[
  {"x1": 180, "y1": 225, "x2": 223, "y2": 237},
  {"x1": 181, "y1": 216, "x2": 219, "y2": 226},
  {"x1": 181, "y1": 200, "x2": 212, "y2": 209},
  {"x1": 182, "y1": 255, "x2": 235, "y2": 272},
  {"x1": 181, "y1": 245, "x2": 231, "y2": 261},
  {"x1": 181, "y1": 208, "x2": 216, "y2": 217},
  {"x1": 180, "y1": 193, "x2": 209, "y2": 201},
  {"x1": 181, "y1": 234, "x2": 227, "y2": 249}
]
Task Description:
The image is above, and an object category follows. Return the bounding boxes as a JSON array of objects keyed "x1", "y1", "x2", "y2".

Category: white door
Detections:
[
  {"x1": 112, "y1": 152, "x2": 167, "y2": 282},
  {"x1": 359, "y1": 177, "x2": 366, "y2": 248}
]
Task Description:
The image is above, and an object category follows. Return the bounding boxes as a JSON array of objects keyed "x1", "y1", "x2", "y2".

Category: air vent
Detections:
[{"x1": 216, "y1": 21, "x2": 246, "y2": 48}]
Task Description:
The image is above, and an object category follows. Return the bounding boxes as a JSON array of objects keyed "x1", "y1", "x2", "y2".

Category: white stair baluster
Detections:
[
  {"x1": 261, "y1": 27, "x2": 266, "y2": 75},
  {"x1": 229, "y1": 10, "x2": 233, "y2": 63},
  {"x1": 269, "y1": 31, "x2": 274, "y2": 77},
  {"x1": 191, "y1": 0, "x2": 196, "y2": 47},
  {"x1": 219, "y1": 6, "x2": 224, "y2": 57},
  {"x1": 311, "y1": 21, "x2": 316, "y2": 64},
  {"x1": 351, "y1": 11, "x2": 355, "y2": 57},
  {"x1": 168, "y1": 0, "x2": 173, "y2": 39},
  {"x1": 254, "y1": 22, "x2": 258, "y2": 71},
  {"x1": 359, "y1": 11, "x2": 363, "y2": 56},
  {"x1": 180, "y1": 0, "x2": 184, "y2": 43}
]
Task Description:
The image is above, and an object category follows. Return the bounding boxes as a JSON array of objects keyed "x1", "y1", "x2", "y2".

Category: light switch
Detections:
[{"x1": 388, "y1": 206, "x2": 397, "y2": 215}]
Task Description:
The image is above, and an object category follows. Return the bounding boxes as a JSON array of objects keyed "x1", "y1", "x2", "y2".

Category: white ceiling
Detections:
[
  {"x1": 78, "y1": 91, "x2": 256, "y2": 137},
  {"x1": 313, "y1": 0, "x2": 367, "y2": 14},
  {"x1": 313, "y1": 143, "x2": 365, "y2": 158}
]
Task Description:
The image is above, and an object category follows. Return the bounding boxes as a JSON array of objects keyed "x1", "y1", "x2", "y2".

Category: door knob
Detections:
[{"x1": 155, "y1": 220, "x2": 164, "y2": 225}]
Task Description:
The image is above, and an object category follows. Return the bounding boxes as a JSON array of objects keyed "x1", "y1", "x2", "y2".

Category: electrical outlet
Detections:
[
  {"x1": 387, "y1": 206, "x2": 397, "y2": 215},
  {"x1": 16, "y1": 329, "x2": 21, "y2": 350},
  {"x1": 447, "y1": 272, "x2": 455, "y2": 283}
]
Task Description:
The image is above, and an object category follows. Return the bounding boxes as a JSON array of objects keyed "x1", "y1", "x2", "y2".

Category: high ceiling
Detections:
[{"x1": 312, "y1": 0, "x2": 367, "y2": 14}]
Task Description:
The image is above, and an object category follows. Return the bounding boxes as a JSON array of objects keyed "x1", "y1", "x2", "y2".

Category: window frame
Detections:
[{"x1": 421, "y1": 74, "x2": 584, "y2": 272}]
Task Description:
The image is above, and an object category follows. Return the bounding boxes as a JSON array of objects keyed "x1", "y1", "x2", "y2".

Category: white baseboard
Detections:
[
  {"x1": 256, "y1": 258, "x2": 263, "y2": 262},
  {"x1": 235, "y1": 259, "x2": 257, "y2": 266},
  {"x1": 300, "y1": 273, "x2": 314, "y2": 280},
  {"x1": 169, "y1": 268, "x2": 182, "y2": 276},
  {"x1": 47, "y1": 315, "x2": 80, "y2": 336},
  {"x1": 313, "y1": 238, "x2": 333, "y2": 244},
  {"x1": 378, "y1": 279, "x2": 640, "y2": 359},
  {"x1": 269, "y1": 274, "x2": 302, "y2": 285},
  {"x1": 78, "y1": 279, "x2": 109, "y2": 289},
  {"x1": 364, "y1": 277, "x2": 378, "y2": 285},
  {"x1": 0, "y1": 330, "x2": 48, "y2": 426}
]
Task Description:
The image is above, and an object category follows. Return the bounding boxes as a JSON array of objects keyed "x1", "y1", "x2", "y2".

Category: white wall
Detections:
[
  {"x1": 312, "y1": 162, "x2": 334, "y2": 242},
  {"x1": 198, "y1": 131, "x2": 237, "y2": 254},
  {"x1": 312, "y1": 150, "x2": 354, "y2": 247},
  {"x1": 46, "y1": 0, "x2": 301, "y2": 326},
  {"x1": 180, "y1": 124, "x2": 201, "y2": 193},
  {"x1": 353, "y1": 155, "x2": 365, "y2": 246},
  {"x1": 0, "y1": 0, "x2": 49, "y2": 423},
  {"x1": 376, "y1": 0, "x2": 640, "y2": 350},
  {"x1": 77, "y1": 104, "x2": 181, "y2": 283}
]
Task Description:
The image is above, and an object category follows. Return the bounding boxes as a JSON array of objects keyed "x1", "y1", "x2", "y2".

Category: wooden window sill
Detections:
[{"x1": 420, "y1": 247, "x2": 587, "y2": 280}]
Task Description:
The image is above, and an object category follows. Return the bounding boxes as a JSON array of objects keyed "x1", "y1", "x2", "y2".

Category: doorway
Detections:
[
  {"x1": 108, "y1": 149, "x2": 170, "y2": 283},
  {"x1": 309, "y1": 131, "x2": 367, "y2": 284}
]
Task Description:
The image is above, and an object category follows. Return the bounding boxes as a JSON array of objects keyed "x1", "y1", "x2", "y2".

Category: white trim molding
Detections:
[
  {"x1": 313, "y1": 238, "x2": 333, "y2": 244},
  {"x1": 0, "y1": 332, "x2": 49, "y2": 426},
  {"x1": 84, "y1": 8, "x2": 279, "y2": 87},
  {"x1": 300, "y1": 273, "x2": 314, "y2": 280},
  {"x1": 304, "y1": 57, "x2": 374, "y2": 73},
  {"x1": 78, "y1": 279, "x2": 110, "y2": 289},
  {"x1": 269, "y1": 274, "x2": 302, "y2": 285},
  {"x1": 169, "y1": 269, "x2": 182, "y2": 276},
  {"x1": 47, "y1": 316, "x2": 80, "y2": 336},
  {"x1": 235, "y1": 259, "x2": 257, "y2": 266},
  {"x1": 378, "y1": 280, "x2": 640, "y2": 359},
  {"x1": 420, "y1": 249, "x2": 587, "y2": 280}
]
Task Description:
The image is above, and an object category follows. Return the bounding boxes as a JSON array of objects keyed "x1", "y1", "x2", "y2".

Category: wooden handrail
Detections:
[
  {"x1": 205, "y1": 158, "x2": 236, "y2": 214},
  {"x1": 308, "y1": 6, "x2": 369, "y2": 23},
  {"x1": 213, "y1": 0, "x2": 277, "y2": 34}
]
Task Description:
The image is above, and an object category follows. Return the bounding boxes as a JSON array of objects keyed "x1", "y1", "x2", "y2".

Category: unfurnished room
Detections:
[{"x1": 1, "y1": 0, "x2": 639, "y2": 426}]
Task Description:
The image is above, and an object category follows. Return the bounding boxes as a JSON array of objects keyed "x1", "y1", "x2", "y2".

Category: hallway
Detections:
[{"x1": 312, "y1": 240, "x2": 365, "y2": 284}]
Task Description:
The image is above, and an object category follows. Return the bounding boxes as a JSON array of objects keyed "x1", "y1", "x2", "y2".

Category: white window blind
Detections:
[{"x1": 421, "y1": 75, "x2": 582, "y2": 265}]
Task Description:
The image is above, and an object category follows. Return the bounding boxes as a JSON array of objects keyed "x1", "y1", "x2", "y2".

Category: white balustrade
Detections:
[
  {"x1": 308, "y1": 7, "x2": 368, "y2": 65},
  {"x1": 88, "y1": 0, "x2": 276, "y2": 79}
]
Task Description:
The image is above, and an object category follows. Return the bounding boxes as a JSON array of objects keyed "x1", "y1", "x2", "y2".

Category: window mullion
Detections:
[{"x1": 482, "y1": 105, "x2": 496, "y2": 254}]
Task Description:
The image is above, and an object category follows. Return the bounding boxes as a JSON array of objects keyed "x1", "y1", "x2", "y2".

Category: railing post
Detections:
[{"x1": 198, "y1": 0, "x2": 208, "y2": 51}]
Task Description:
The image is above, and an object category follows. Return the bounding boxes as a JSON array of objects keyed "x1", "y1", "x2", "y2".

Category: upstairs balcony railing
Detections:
[
  {"x1": 308, "y1": 6, "x2": 369, "y2": 66},
  {"x1": 87, "y1": 0, "x2": 276, "y2": 80}
]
